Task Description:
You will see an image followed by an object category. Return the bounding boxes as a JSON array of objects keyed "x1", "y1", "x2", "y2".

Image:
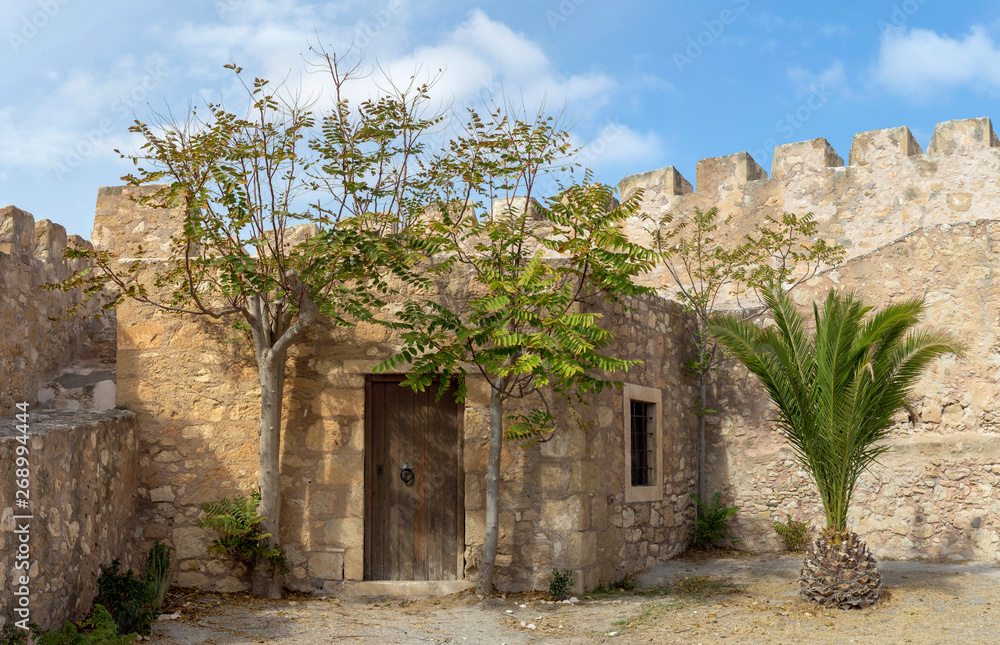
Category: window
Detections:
[
  {"x1": 630, "y1": 400, "x2": 654, "y2": 487},
  {"x1": 623, "y1": 384, "x2": 663, "y2": 503}
]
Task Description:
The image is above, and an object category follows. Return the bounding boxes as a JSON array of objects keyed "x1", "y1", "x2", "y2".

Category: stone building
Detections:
[
  {"x1": 3, "y1": 115, "x2": 1000, "y2": 628},
  {"x1": 95, "y1": 185, "x2": 699, "y2": 594}
]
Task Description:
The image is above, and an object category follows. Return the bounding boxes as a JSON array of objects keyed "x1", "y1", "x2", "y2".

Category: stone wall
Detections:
[
  {"x1": 621, "y1": 116, "x2": 1000, "y2": 560},
  {"x1": 97, "y1": 186, "x2": 698, "y2": 593},
  {"x1": 0, "y1": 409, "x2": 139, "y2": 630},
  {"x1": 0, "y1": 206, "x2": 111, "y2": 416}
]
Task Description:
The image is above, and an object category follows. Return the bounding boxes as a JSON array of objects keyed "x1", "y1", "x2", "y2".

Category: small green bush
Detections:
[
  {"x1": 94, "y1": 560, "x2": 156, "y2": 636},
  {"x1": 548, "y1": 568, "x2": 576, "y2": 600},
  {"x1": 0, "y1": 623, "x2": 42, "y2": 645},
  {"x1": 690, "y1": 492, "x2": 740, "y2": 548},
  {"x1": 198, "y1": 491, "x2": 288, "y2": 574},
  {"x1": 37, "y1": 604, "x2": 136, "y2": 645},
  {"x1": 772, "y1": 514, "x2": 812, "y2": 551}
]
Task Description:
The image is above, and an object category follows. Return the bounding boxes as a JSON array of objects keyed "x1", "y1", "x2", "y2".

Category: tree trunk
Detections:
[
  {"x1": 252, "y1": 347, "x2": 286, "y2": 599},
  {"x1": 476, "y1": 378, "x2": 504, "y2": 596},
  {"x1": 698, "y1": 373, "x2": 707, "y2": 503}
]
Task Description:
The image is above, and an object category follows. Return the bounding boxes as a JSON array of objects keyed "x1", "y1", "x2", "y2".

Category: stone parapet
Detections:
[{"x1": 0, "y1": 409, "x2": 139, "y2": 630}]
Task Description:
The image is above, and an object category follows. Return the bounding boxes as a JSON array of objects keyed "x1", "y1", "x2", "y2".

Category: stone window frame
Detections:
[{"x1": 623, "y1": 383, "x2": 663, "y2": 503}]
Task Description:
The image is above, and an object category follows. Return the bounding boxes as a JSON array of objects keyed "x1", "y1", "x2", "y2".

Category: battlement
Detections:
[
  {"x1": 619, "y1": 116, "x2": 1000, "y2": 263},
  {"x1": 0, "y1": 205, "x2": 105, "y2": 415}
]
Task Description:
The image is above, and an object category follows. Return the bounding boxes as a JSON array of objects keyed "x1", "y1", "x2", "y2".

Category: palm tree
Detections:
[{"x1": 707, "y1": 284, "x2": 962, "y2": 608}]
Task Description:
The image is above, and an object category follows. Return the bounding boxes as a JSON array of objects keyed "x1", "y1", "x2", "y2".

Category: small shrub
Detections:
[
  {"x1": 548, "y1": 568, "x2": 576, "y2": 600},
  {"x1": 0, "y1": 623, "x2": 42, "y2": 645},
  {"x1": 143, "y1": 539, "x2": 174, "y2": 612},
  {"x1": 772, "y1": 514, "x2": 811, "y2": 551},
  {"x1": 198, "y1": 491, "x2": 288, "y2": 574},
  {"x1": 37, "y1": 604, "x2": 137, "y2": 645},
  {"x1": 94, "y1": 560, "x2": 156, "y2": 636},
  {"x1": 690, "y1": 492, "x2": 740, "y2": 548}
]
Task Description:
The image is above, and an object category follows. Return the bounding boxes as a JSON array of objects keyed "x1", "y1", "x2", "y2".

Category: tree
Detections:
[
  {"x1": 379, "y1": 109, "x2": 658, "y2": 595},
  {"x1": 707, "y1": 284, "x2": 962, "y2": 608},
  {"x1": 648, "y1": 208, "x2": 845, "y2": 503},
  {"x1": 49, "y1": 53, "x2": 446, "y2": 598}
]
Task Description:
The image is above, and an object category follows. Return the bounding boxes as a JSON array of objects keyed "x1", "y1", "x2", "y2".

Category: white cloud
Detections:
[
  {"x1": 1, "y1": 3, "x2": 623, "y2": 188},
  {"x1": 380, "y1": 10, "x2": 615, "y2": 113},
  {"x1": 873, "y1": 26, "x2": 1000, "y2": 100},
  {"x1": 818, "y1": 24, "x2": 850, "y2": 38},
  {"x1": 0, "y1": 56, "x2": 171, "y2": 174},
  {"x1": 787, "y1": 60, "x2": 850, "y2": 99},
  {"x1": 573, "y1": 122, "x2": 662, "y2": 170}
]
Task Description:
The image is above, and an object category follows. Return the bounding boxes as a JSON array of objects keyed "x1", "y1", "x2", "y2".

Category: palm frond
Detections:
[{"x1": 708, "y1": 283, "x2": 962, "y2": 532}]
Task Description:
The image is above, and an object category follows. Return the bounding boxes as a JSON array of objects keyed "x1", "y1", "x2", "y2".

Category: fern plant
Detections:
[
  {"x1": 690, "y1": 492, "x2": 740, "y2": 548},
  {"x1": 198, "y1": 492, "x2": 288, "y2": 573}
]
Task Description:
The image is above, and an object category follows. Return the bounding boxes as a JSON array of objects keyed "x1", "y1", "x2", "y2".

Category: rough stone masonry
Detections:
[{"x1": 620, "y1": 116, "x2": 1000, "y2": 560}]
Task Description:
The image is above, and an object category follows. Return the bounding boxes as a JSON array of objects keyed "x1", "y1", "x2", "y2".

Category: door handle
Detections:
[{"x1": 400, "y1": 462, "x2": 415, "y2": 485}]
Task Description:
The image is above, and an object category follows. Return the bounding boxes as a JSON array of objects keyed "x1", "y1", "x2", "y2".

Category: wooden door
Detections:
[{"x1": 364, "y1": 375, "x2": 464, "y2": 580}]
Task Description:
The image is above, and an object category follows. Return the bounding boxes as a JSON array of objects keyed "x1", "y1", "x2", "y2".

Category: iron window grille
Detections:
[{"x1": 630, "y1": 400, "x2": 655, "y2": 487}]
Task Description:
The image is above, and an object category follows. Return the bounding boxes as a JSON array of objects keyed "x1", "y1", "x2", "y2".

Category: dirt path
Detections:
[{"x1": 149, "y1": 554, "x2": 1000, "y2": 644}]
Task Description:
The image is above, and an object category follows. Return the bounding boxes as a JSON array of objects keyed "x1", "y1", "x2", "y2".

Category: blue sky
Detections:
[{"x1": 3, "y1": 0, "x2": 1000, "y2": 238}]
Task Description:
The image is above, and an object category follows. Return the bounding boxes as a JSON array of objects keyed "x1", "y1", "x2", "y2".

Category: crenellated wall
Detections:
[
  {"x1": 620, "y1": 116, "x2": 1000, "y2": 560},
  {"x1": 0, "y1": 206, "x2": 113, "y2": 416}
]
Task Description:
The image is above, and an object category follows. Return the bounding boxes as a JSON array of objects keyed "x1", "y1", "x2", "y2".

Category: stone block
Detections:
[
  {"x1": 539, "y1": 463, "x2": 570, "y2": 490},
  {"x1": 540, "y1": 426, "x2": 587, "y2": 459},
  {"x1": 541, "y1": 496, "x2": 590, "y2": 532},
  {"x1": 149, "y1": 485, "x2": 175, "y2": 503},
  {"x1": 566, "y1": 531, "x2": 597, "y2": 568},
  {"x1": 312, "y1": 388, "x2": 363, "y2": 419},
  {"x1": 0, "y1": 206, "x2": 35, "y2": 258},
  {"x1": 323, "y1": 517, "x2": 364, "y2": 548},
  {"x1": 770, "y1": 137, "x2": 843, "y2": 178},
  {"x1": 619, "y1": 166, "x2": 693, "y2": 201},
  {"x1": 308, "y1": 551, "x2": 345, "y2": 580},
  {"x1": 848, "y1": 125, "x2": 922, "y2": 166},
  {"x1": 33, "y1": 219, "x2": 68, "y2": 266},
  {"x1": 173, "y1": 526, "x2": 209, "y2": 560},
  {"x1": 92, "y1": 184, "x2": 185, "y2": 257},
  {"x1": 490, "y1": 196, "x2": 541, "y2": 222},
  {"x1": 344, "y1": 548, "x2": 364, "y2": 580},
  {"x1": 315, "y1": 453, "x2": 365, "y2": 485},
  {"x1": 570, "y1": 462, "x2": 600, "y2": 492},
  {"x1": 303, "y1": 485, "x2": 363, "y2": 518},
  {"x1": 927, "y1": 117, "x2": 999, "y2": 155},
  {"x1": 118, "y1": 322, "x2": 165, "y2": 350},
  {"x1": 694, "y1": 152, "x2": 767, "y2": 198}
]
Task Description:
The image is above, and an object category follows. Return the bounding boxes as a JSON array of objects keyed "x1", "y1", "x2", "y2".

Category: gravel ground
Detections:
[{"x1": 149, "y1": 553, "x2": 1000, "y2": 644}]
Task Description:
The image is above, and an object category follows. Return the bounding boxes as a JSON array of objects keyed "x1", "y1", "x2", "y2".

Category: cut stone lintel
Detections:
[
  {"x1": 771, "y1": 137, "x2": 844, "y2": 179},
  {"x1": 848, "y1": 125, "x2": 923, "y2": 167},
  {"x1": 695, "y1": 152, "x2": 767, "y2": 198},
  {"x1": 926, "y1": 117, "x2": 1000, "y2": 156},
  {"x1": 618, "y1": 166, "x2": 693, "y2": 202}
]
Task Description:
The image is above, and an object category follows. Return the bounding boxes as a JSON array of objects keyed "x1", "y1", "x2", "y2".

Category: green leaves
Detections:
[
  {"x1": 197, "y1": 492, "x2": 288, "y2": 573},
  {"x1": 707, "y1": 284, "x2": 963, "y2": 532},
  {"x1": 384, "y1": 112, "x2": 656, "y2": 443}
]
